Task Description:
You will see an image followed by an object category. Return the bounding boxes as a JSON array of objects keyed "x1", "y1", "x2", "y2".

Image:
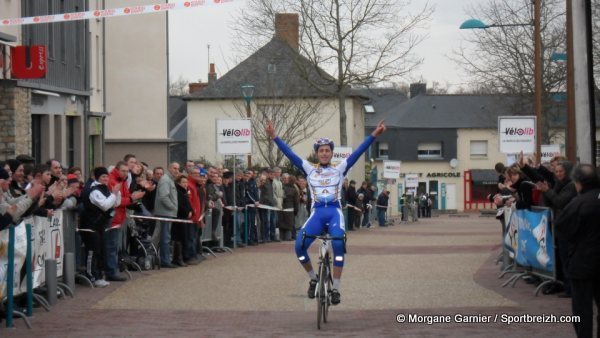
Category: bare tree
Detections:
[
  {"x1": 231, "y1": 0, "x2": 432, "y2": 146},
  {"x1": 451, "y1": 0, "x2": 567, "y2": 143},
  {"x1": 169, "y1": 75, "x2": 190, "y2": 96},
  {"x1": 232, "y1": 97, "x2": 333, "y2": 168}
]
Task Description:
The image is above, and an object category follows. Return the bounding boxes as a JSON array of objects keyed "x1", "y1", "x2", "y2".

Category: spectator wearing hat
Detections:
[
  {"x1": 79, "y1": 167, "x2": 121, "y2": 288},
  {"x1": 154, "y1": 162, "x2": 180, "y2": 268}
]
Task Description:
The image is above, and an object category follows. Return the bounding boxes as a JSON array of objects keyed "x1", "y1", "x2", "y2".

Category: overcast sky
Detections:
[{"x1": 168, "y1": 0, "x2": 480, "y2": 92}]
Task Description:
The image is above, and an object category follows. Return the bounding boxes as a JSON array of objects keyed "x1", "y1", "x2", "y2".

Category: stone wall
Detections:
[{"x1": 0, "y1": 80, "x2": 30, "y2": 160}]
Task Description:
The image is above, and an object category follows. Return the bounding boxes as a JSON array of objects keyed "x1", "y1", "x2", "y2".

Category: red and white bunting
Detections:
[{"x1": 1, "y1": 0, "x2": 236, "y2": 27}]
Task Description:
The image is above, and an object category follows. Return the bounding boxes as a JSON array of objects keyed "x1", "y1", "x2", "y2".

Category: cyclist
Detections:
[{"x1": 266, "y1": 120, "x2": 386, "y2": 305}]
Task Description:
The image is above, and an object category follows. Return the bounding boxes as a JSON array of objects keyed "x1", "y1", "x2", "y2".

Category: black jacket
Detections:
[
  {"x1": 245, "y1": 178, "x2": 259, "y2": 204},
  {"x1": 376, "y1": 193, "x2": 389, "y2": 209},
  {"x1": 512, "y1": 178, "x2": 533, "y2": 210},
  {"x1": 176, "y1": 185, "x2": 192, "y2": 220},
  {"x1": 555, "y1": 187, "x2": 600, "y2": 279},
  {"x1": 346, "y1": 185, "x2": 357, "y2": 206}
]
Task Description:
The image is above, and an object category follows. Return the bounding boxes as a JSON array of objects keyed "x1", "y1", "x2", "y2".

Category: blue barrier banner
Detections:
[{"x1": 513, "y1": 208, "x2": 554, "y2": 273}]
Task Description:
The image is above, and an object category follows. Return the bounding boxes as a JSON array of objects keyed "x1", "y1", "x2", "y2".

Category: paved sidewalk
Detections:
[{"x1": 3, "y1": 215, "x2": 577, "y2": 337}]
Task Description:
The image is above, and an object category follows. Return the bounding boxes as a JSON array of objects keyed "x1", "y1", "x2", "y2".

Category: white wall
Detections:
[{"x1": 104, "y1": 0, "x2": 168, "y2": 140}]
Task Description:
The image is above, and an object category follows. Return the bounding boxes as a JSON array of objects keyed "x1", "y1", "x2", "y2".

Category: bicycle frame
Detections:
[{"x1": 301, "y1": 233, "x2": 346, "y2": 330}]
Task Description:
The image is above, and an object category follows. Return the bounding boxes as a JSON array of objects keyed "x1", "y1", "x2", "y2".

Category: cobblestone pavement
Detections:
[{"x1": 3, "y1": 215, "x2": 578, "y2": 337}]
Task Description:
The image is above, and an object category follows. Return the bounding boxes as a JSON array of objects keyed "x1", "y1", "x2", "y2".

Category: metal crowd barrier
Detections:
[{"x1": 497, "y1": 206, "x2": 558, "y2": 296}]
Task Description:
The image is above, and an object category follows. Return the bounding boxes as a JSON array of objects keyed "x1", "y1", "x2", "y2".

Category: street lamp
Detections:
[
  {"x1": 241, "y1": 84, "x2": 255, "y2": 168},
  {"x1": 460, "y1": 0, "x2": 543, "y2": 162}
]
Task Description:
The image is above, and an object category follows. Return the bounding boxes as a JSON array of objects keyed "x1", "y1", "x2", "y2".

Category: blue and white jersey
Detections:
[
  {"x1": 273, "y1": 135, "x2": 375, "y2": 209},
  {"x1": 302, "y1": 161, "x2": 347, "y2": 205}
]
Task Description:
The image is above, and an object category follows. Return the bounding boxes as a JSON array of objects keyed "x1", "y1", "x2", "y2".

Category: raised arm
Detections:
[
  {"x1": 267, "y1": 120, "x2": 304, "y2": 170},
  {"x1": 344, "y1": 120, "x2": 386, "y2": 175}
]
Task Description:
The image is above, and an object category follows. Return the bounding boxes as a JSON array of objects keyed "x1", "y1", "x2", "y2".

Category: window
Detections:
[
  {"x1": 364, "y1": 104, "x2": 375, "y2": 113},
  {"x1": 378, "y1": 142, "x2": 389, "y2": 158},
  {"x1": 417, "y1": 142, "x2": 442, "y2": 159},
  {"x1": 470, "y1": 140, "x2": 488, "y2": 158},
  {"x1": 596, "y1": 141, "x2": 600, "y2": 165},
  {"x1": 267, "y1": 64, "x2": 276, "y2": 74}
]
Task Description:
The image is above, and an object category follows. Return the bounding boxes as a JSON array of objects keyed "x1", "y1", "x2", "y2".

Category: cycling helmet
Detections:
[{"x1": 313, "y1": 137, "x2": 335, "y2": 152}]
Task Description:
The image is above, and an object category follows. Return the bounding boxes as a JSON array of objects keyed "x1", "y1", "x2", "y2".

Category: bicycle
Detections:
[{"x1": 302, "y1": 233, "x2": 346, "y2": 330}]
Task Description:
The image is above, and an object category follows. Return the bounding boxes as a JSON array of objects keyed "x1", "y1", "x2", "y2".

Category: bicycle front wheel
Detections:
[
  {"x1": 317, "y1": 261, "x2": 327, "y2": 329},
  {"x1": 323, "y1": 261, "x2": 331, "y2": 323}
]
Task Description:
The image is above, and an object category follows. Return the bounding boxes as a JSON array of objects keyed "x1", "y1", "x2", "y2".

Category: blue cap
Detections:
[{"x1": 199, "y1": 168, "x2": 207, "y2": 176}]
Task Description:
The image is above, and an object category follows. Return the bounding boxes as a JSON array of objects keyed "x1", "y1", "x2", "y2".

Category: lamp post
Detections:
[
  {"x1": 241, "y1": 84, "x2": 255, "y2": 168},
  {"x1": 460, "y1": 0, "x2": 543, "y2": 162}
]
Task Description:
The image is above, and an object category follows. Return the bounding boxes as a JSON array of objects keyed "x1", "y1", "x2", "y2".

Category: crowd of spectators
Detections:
[
  {"x1": 1, "y1": 155, "x2": 383, "y2": 289},
  {"x1": 488, "y1": 153, "x2": 600, "y2": 338}
]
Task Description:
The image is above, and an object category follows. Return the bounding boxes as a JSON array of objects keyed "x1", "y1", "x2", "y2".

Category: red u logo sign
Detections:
[{"x1": 11, "y1": 45, "x2": 47, "y2": 79}]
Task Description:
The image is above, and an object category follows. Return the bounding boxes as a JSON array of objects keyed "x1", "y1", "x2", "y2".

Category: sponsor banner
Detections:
[
  {"x1": 405, "y1": 173, "x2": 419, "y2": 188},
  {"x1": 383, "y1": 161, "x2": 401, "y2": 179},
  {"x1": 541, "y1": 144, "x2": 561, "y2": 163},
  {"x1": 27, "y1": 212, "x2": 64, "y2": 292},
  {"x1": 1, "y1": 1, "x2": 237, "y2": 27},
  {"x1": 0, "y1": 223, "x2": 27, "y2": 299},
  {"x1": 498, "y1": 116, "x2": 536, "y2": 154},
  {"x1": 332, "y1": 146, "x2": 352, "y2": 166},
  {"x1": 503, "y1": 206, "x2": 554, "y2": 273},
  {"x1": 0, "y1": 212, "x2": 64, "y2": 297},
  {"x1": 216, "y1": 119, "x2": 252, "y2": 155}
]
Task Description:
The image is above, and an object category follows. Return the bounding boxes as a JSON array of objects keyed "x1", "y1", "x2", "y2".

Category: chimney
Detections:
[
  {"x1": 410, "y1": 83, "x2": 427, "y2": 98},
  {"x1": 208, "y1": 63, "x2": 217, "y2": 84},
  {"x1": 274, "y1": 13, "x2": 299, "y2": 51}
]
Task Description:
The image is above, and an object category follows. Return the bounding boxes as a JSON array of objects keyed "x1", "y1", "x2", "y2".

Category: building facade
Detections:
[
  {"x1": 0, "y1": 0, "x2": 105, "y2": 170},
  {"x1": 366, "y1": 90, "x2": 600, "y2": 215},
  {"x1": 185, "y1": 14, "x2": 368, "y2": 183},
  {"x1": 0, "y1": 0, "x2": 169, "y2": 170}
]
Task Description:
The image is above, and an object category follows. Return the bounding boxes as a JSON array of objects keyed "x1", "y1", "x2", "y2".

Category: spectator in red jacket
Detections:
[
  {"x1": 184, "y1": 167, "x2": 202, "y2": 265},
  {"x1": 106, "y1": 161, "x2": 145, "y2": 281}
]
